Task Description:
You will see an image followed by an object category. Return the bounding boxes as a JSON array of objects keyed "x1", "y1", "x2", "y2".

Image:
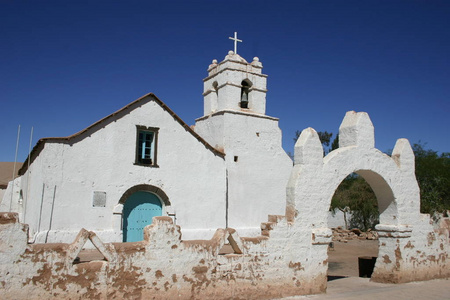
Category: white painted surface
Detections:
[
  {"x1": 287, "y1": 111, "x2": 447, "y2": 282},
  {"x1": 1, "y1": 52, "x2": 292, "y2": 243},
  {"x1": 203, "y1": 52, "x2": 267, "y2": 115},
  {"x1": 3, "y1": 96, "x2": 227, "y2": 243},
  {"x1": 196, "y1": 53, "x2": 292, "y2": 237},
  {"x1": 327, "y1": 210, "x2": 352, "y2": 229},
  {"x1": 196, "y1": 111, "x2": 292, "y2": 236},
  {"x1": 0, "y1": 109, "x2": 448, "y2": 299},
  {"x1": 2, "y1": 54, "x2": 444, "y2": 289}
]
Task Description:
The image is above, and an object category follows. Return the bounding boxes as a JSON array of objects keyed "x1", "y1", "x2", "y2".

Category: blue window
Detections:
[{"x1": 136, "y1": 126, "x2": 159, "y2": 166}]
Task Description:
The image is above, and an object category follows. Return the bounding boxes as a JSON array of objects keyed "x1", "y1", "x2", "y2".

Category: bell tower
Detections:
[
  {"x1": 194, "y1": 45, "x2": 293, "y2": 238},
  {"x1": 202, "y1": 51, "x2": 267, "y2": 116}
]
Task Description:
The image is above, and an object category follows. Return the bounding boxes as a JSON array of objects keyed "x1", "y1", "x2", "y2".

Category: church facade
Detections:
[{"x1": 1, "y1": 51, "x2": 292, "y2": 243}]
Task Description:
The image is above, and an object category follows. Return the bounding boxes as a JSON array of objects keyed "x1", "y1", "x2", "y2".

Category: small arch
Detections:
[
  {"x1": 210, "y1": 81, "x2": 219, "y2": 112},
  {"x1": 325, "y1": 170, "x2": 396, "y2": 227},
  {"x1": 355, "y1": 170, "x2": 396, "y2": 220},
  {"x1": 240, "y1": 79, "x2": 252, "y2": 108},
  {"x1": 212, "y1": 81, "x2": 219, "y2": 97},
  {"x1": 118, "y1": 184, "x2": 170, "y2": 206}
]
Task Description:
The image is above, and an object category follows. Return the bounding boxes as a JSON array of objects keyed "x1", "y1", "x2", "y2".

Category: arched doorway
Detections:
[
  {"x1": 328, "y1": 172, "x2": 380, "y2": 279},
  {"x1": 287, "y1": 112, "x2": 423, "y2": 285},
  {"x1": 122, "y1": 191, "x2": 162, "y2": 242}
]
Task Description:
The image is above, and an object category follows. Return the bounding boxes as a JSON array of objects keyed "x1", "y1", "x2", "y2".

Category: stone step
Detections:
[
  {"x1": 261, "y1": 229, "x2": 270, "y2": 237},
  {"x1": 260, "y1": 222, "x2": 276, "y2": 231},
  {"x1": 268, "y1": 215, "x2": 285, "y2": 223}
]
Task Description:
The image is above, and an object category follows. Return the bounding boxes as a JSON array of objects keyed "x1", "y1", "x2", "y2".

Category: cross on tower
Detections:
[{"x1": 229, "y1": 32, "x2": 242, "y2": 54}]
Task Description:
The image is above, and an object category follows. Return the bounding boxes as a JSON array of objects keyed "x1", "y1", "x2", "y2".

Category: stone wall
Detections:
[{"x1": 332, "y1": 227, "x2": 378, "y2": 242}]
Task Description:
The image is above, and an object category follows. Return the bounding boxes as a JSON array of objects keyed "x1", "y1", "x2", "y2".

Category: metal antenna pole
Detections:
[
  {"x1": 9, "y1": 125, "x2": 20, "y2": 212},
  {"x1": 23, "y1": 126, "x2": 34, "y2": 221}
]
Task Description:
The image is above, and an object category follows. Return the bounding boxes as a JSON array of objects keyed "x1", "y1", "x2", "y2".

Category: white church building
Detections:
[{"x1": 1, "y1": 50, "x2": 293, "y2": 243}]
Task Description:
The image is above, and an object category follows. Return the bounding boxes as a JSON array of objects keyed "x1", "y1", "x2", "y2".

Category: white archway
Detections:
[
  {"x1": 286, "y1": 111, "x2": 425, "y2": 283},
  {"x1": 287, "y1": 112, "x2": 419, "y2": 228}
]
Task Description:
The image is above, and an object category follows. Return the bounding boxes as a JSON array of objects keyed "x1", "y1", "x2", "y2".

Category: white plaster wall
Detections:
[
  {"x1": 195, "y1": 111, "x2": 292, "y2": 237},
  {"x1": 287, "y1": 113, "x2": 420, "y2": 231},
  {"x1": 12, "y1": 97, "x2": 227, "y2": 243},
  {"x1": 1, "y1": 109, "x2": 448, "y2": 298},
  {"x1": 0, "y1": 189, "x2": 5, "y2": 204},
  {"x1": 203, "y1": 54, "x2": 267, "y2": 115},
  {"x1": 327, "y1": 210, "x2": 352, "y2": 229},
  {"x1": 0, "y1": 178, "x2": 22, "y2": 217},
  {"x1": 286, "y1": 111, "x2": 448, "y2": 283},
  {"x1": 204, "y1": 69, "x2": 266, "y2": 114}
]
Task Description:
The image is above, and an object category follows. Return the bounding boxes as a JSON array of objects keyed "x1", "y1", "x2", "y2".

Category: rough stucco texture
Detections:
[
  {"x1": 0, "y1": 111, "x2": 448, "y2": 299},
  {"x1": 0, "y1": 214, "x2": 327, "y2": 299}
]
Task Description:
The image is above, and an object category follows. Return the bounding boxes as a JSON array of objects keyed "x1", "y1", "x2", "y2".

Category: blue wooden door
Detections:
[{"x1": 123, "y1": 191, "x2": 162, "y2": 242}]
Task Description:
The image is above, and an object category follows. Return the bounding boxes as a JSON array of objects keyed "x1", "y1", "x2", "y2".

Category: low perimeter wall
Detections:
[
  {"x1": 1, "y1": 213, "x2": 326, "y2": 299},
  {"x1": 1, "y1": 212, "x2": 449, "y2": 299}
]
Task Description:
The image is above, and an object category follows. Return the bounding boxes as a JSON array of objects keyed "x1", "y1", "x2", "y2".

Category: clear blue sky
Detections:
[{"x1": 1, "y1": 1, "x2": 449, "y2": 162}]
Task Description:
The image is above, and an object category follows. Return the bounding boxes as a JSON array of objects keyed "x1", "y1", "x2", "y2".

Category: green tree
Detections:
[
  {"x1": 412, "y1": 143, "x2": 450, "y2": 215},
  {"x1": 330, "y1": 134, "x2": 339, "y2": 152},
  {"x1": 317, "y1": 131, "x2": 333, "y2": 148},
  {"x1": 331, "y1": 174, "x2": 379, "y2": 231}
]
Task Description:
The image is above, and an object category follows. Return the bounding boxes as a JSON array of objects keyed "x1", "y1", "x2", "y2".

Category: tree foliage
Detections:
[
  {"x1": 331, "y1": 174, "x2": 379, "y2": 231},
  {"x1": 412, "y1": 142, "x2": 450, "y2": 215},
  {"x1": 330, "y1": 134, "x2": 339, "y2": 152},
  {"x1": 317, "y1": 131, "x2": 333, "y2": 148}
]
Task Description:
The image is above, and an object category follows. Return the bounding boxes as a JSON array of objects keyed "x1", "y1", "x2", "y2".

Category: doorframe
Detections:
[{"x1": 113, "y1": 184, "x2": 171, "y2": 241}]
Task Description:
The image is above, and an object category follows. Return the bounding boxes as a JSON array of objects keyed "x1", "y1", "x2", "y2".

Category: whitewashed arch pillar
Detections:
[{"x1": 286, "y1": 111, "x2": 421, "y2": 282}]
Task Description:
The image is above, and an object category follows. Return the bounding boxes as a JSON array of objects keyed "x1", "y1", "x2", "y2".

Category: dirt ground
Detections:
[{"x1": 327, "y1": 239, "x2": 379, "y2": 278}]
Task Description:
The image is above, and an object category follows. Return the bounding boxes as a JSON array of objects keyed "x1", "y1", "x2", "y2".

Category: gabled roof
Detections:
[{"x1": 19, "y1": 93, "x2": 224, "y2": 175}]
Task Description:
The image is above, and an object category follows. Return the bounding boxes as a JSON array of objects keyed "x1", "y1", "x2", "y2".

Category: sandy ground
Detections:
[{"x1": 327, "y1": 239, "x2": 379, "y2": 277}]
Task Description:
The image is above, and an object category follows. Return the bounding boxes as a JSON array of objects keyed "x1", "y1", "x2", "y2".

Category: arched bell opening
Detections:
[{"x1": 240, "y1": 79, "x2": 252, "y2": 109}]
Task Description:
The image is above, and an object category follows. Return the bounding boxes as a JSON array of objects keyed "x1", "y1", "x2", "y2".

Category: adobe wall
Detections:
[
  {"x1": 1, "y1": 213, "x2": 447, "y2": 298},
  {"x1": 195, "y1": 111, "x2": 293, "y2": 237},
  {"x1": 195, "y1": 53, "x2": 293, "y2": 238},
  {"x1": 1, "y1": 111, "x2": 448, "y2": 299},
  {"x1": 286, "y1": 111, "x2": 450, "y2": 284},
  {"x1": 0, "y1": 213, "x2": 326, "y2": 299},
  {"x1": 1, "y1": 96, "x2": 227, "y2": 243}
]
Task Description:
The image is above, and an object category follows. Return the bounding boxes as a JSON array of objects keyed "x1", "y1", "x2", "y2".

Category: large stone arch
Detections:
[
  {"x1": 287, "y1": 111, "x2": 420, "y2": 229},
  {"x1": 284, "y1": 111, "x2": 438, "y2": 283}
]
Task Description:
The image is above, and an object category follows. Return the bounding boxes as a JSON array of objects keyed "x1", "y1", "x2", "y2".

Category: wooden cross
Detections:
[{"x1": 229, "y1": 32, "x2": 242, "y2": 54}]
